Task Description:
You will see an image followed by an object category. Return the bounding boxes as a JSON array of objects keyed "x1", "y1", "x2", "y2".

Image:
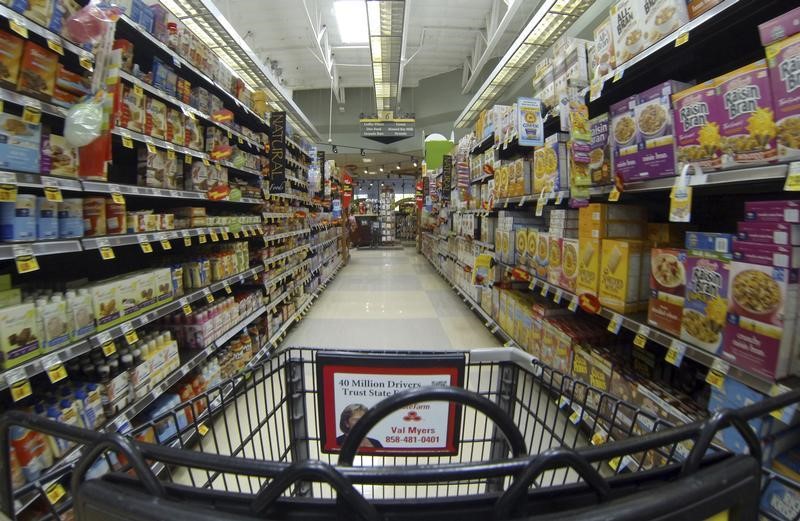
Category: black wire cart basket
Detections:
[{"x1": 2, "y1": 347, "x2": 800, "y2": 521}]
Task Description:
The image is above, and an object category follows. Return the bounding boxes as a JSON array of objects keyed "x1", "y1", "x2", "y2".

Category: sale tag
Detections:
[
  {"x1": 633, "y1": 334, "x2": 647, "y2": 348},
  {"x1": 47, "y1": 38, "x2": 64, "y2": 55},
  {"x1": 607, "y1": 314, "x2": 622, "y2": 334},
  {"x1": 535, "y1": 197, "x2": 545, "y2": 217},
  {"x1": 185, "y1": 154, "x2": 193, "y2": 164},
  {"x1": 22, "y1": 106, "x2": 41, "y2": 125},
  {"x1": 568, "y1": 296, "x2": 579, "y2": 312},
  {"x1": 146, "y1": 142, "x2": 157, "y2": 153},
  {"x1": 139, "y1": 239, "x2": 153, "y2": 253},
  {"x1": 111, "y1": 191, "x2": 125, "y2": 204},
  {"x1": 665, "y1": 340, "x2": 687, "y2": 367},
  {"x1": 784, "y1": 162, "x2": 800, "y2": 191},
  {"x1": 238, "y1": 136, "x2": 244, "y2": 144},
  {"x1": 102, "y1": 340, "x2": 116, "y2": 357},
  {"x1": 540, "y1": 283, "x2": 549, "y2": 297},
  {"x1": 123, "y1": 325, "x2": 139, "y2": 345},
  {"x1": 613, "y1": 68, "x2": 624, "y2": 83},
  {"x1": 608, "y1": 187, "x2": 621, "y2": 202},
  {"x1": 9, "y1": 18, "x2": 28, "y2": 38},
  {"x1": 210, "y1": 230, "x2": 219, "y2": 242},
  {"x1": 675, "y1": 31, "x2": 689, "y2": 47},
  {"x1": 45, "y1": 483, "x2": 66, "y2": 505},
  {"x1": 160, "y1": 238, "x2": 171, "y2": 250},
  {"x1": 569, "y1": 410, "x2": 581, "y2": 424},
  {"x1": 14, "y1": 245, "x2": 39, "y2": 274},
  {"x1": 45, "y1": 360, "x2": 68, "y2": 384},
  {"x1": 204, "y1": 288, "x2": 214, "y2": 303},
  {"x1": 198, "y1": 234, "x2": 207, "y2": 244},
  {"x1": 133, "y1": 83, "x2": 144, "y2": 97},
  {"x1": 608, "y1": 457, "x2": 621, "y2": 471},
  {"x1": 233, "y1": 231, "x2": 241, "y2": 239}
]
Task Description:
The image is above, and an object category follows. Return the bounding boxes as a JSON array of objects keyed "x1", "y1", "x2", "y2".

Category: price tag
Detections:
[
  {"x1": 146, "y1": 142, "x2": 157, "y2": 153},
  {"x1": 45, "y1": 483, "x2": 66, "y2": 505},
  {"x1": 13, "y1": 245, "x2": 39, "y2": 274},
  {"x1": 166, "y1": 149, "x2": 176, "y2": 160},
  {"x1": 555, "y1": 192, "x2": 564, "y2": 205},
  {"x1": 665, "y1": 340, "x2": 687, "y2": 367},
  {"x1": 183, "y1": 235, "x2": 192, "y2": 247},
  {"x1": 210, "y1": 230, "x2": 219, "y2": 242},
  {"x1": 503, "y1": 199, "x2": 509, "y2": 209},
  {"x1": 233, "y1": 231, "x2": 240, "y2": 239},
  {"x1": 553, "y1": 289, "x2": 563, "y2": 304},
  {"x1": 221, "y1": 230, "x2": 229, "y2": 241},
  {"x1": 607, "y1": 313, "x2": 622, "y2": 334},
  {"x1": 591, "y1": 431, "x2": 607, "y2": 446},
  {"x1": 22, "y1": 106, "x2": 41, "y2": 125},
  {"x1": 589, "y1": 81, "x2": 603, "y2": 102},
  {"x1": 9, "y1": 18, "x2": 28, "y2": 38},
  {"x1": 769, "y1": 384, "x2": 797, "y2": 422},
  {"x1": 80, "y1": 57, "x2": 92, "y2": 71},
  {"x1": 633, "y1": 333, "x2": 647, "y2": 348},
  {"x1": 675, "y1": 31, "x2": 689, "y2": 47},
  {"x1": 535, "y1": 197, "x2": 545, "y2": 217},
  {"x1": 198, "y1": 234, "x2": 207, "y2": 244},
  {"x1": 613, "y1": 68, "x2": 624, "y2": 83},
  {"x1": 99, "y1": 240, "x2": 115, "y2": 260},
  {"x1": 121, "y1": 135, "x2": 134, "y2": 148},
  {"x1": 42, "y1": 178, "x2": 63, "y2": 202},
  {"x1": 181, "y1": 299, "x2": 192, "y2": 315},
  {"x1": 608, "y1": 187, "x2": 621, "y2": 202},
  {"x1": 784, "y1": 162, "x2": 800, "y2": 191},
  {"x1": 47, "y1": 38, "x2": 64, "y2": 55},
  {"x1": 0, "y1": 182, "x2": 17, "y2": 202},
  {"x1": 6, "y1": 368, "x2": 32, "y2": 402},
  {"x1": 569, "y1": 410, "x2": 581, "y2": 424},
  {"x1": 160, "y1": 238, "x2": 172, "y2": 250},
  {"x1": 705, "y1": 359, "x2": 729, "y2": 389},
  {"x1": 568, "y1": 296, "x2": 579, "y2": 312},
  {"x1": 185, "y1": 154, "x2": 193, "y2": 164},
  {"x1": 198, "y1": 423, "x2": 209, "y2": 436},
  {"x1": 132, "y1": 83, "x2": 144, "y2": 97},
  {"x1": 202, "y1": 158, "x2": 210, "y2": 166},
  {"x1": 608, "y1": 457, "x2": 621, "y2": 471},
  {"x1": 44, "y1": 356, "x2": 68, "y2": 384},
  {"x1": 111, "y1": 189, "x2": 125, "y2": 204},
  {"x1": 518, "y1": 195, "x2": 528, "y2": 207},
  {"x1": 223, "y1": 282, "x2": 232, "y2": 294},
  {"x1": 139, "y1": 237, "x2": 153, "y2": 253},
  {"x1": 204, "y1": 289, "x2": 214, "y2": 303},
  {"x1": 122, "y1": 324, "x2": 139, "y2": 345},
  {"x1": 101, "y1": 340, "x2": 116, "y2": 357},
  {"x1": 540, "y1": 283, "x2": 549, "y2": 297}
]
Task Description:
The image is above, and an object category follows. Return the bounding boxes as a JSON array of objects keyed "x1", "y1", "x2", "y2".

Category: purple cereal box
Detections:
[
  {"x1": 672, "y1": 80, "x2": 722, "y2": 172},
  {"x1": 717, "y1": 60, "x2": 778, "y2": 167},
  {"x1": 589, "y1": 114, "x2": 612, "y2": 185},
  {"x1": 765, "y1": 32, "x2": 800, "y2": 162},
  {"x1": 759, "y1": 6, "x2": 800, "y2": 47},
  {"x1": 733, "y1": 239, "x2": 800, "y2": 269},
  {"x1": 681, "y1": 253, "x2": 730, "y2": 354},
  {"x1": 722, "y1": 262, "x2": 797, "y2": 380},
  {"x1": 737, "y1": 221, "x2": 800, "y2": 246},
  {"x1": 745, "y1": 200, "x2": 800, "y2": 223},
  {"x1": 636, "y1": 80, "x2": 692, "y2": 180},
  {"x1": 610, "y1": 96, "x2": 640, "y2": 182}
]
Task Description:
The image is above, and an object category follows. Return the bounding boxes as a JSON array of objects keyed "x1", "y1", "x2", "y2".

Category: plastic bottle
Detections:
[
  {"x1": 45, "y1": 404, "x2": 69, "y2": 457},
  {"x1": 84, "y1": 383, "x2": 106, "y2": 427},
  {"x1": 9, "y1": 409, "x2": 52, "y2": 482}
]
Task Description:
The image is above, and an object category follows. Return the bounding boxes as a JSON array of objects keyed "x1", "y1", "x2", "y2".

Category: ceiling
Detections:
[
  {"x1": 211, "y1": 0, "x2": 537, "y2": 92},
  {"x1": 331, "y1": 150, "x2": 423, "y2": 178}
]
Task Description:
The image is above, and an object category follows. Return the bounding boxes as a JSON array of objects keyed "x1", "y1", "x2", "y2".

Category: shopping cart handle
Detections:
[
  {"x1": 337, "y1": 386, "x2": 527, "y2": 466},
  {"x1": 681, "y1": 408, "x2": 762, "y2": 475},
  {"x1": 250, "y1": 460, "x2": 381, "y2": 521}
]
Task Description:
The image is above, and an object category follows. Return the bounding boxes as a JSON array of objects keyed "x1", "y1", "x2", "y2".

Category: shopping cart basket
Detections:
[{"x1": 2, "y1": 347, "x2": 800, "y2": 521}]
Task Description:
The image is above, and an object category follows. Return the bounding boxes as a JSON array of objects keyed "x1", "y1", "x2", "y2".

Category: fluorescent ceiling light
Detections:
[
  {"x1": 335, "y1": 0, "x2": 369, "y2": 44},
  {"x1": 363, "y1": 158, "x2": 373, "y2": 163}
]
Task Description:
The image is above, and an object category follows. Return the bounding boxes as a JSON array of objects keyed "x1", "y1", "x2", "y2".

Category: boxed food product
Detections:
[
  {"x1": 588, "y1": 114, "x2": 612, "y2": 185},
  {"x1": 716, "y1": 60, "x2": 777, "y2": 167},
  {"x1": 145, "y1": 98, "x2": 167, "y2": 139},
  {"x1": 647, "y1": 248, "x2": 687, "y2": 335},
  {"x1": 137, "y1": 148, "x2": 166, "y2": 188},
  {"x1": 672, "y1": 80, "x2": 722, "y2": 171},
  {"x1": 600, "y1": 239, "x2": 648, "y2": 313},
  {"x1": 732, "y1": 239, "x2": 800, "y2": 269},
  {"x1": 151, "y1": 56, "x2": 172, "y2": 94},
  {"x1": 91, "y1": 280, "x2": 121, "y2": 328},
  {"x1": 185, "y1": 160, "x2": 209, "y2": 191},
  {"x1": 118, "y1": 84, "x2": 145, "y2": 133},
  {"x1": 49, "y1": 134, "x2": 78, "y2": 178},
  {"x1": 113, "y1": 39, "x2": 135, "y2": 72},
  {"x1": 0, "y1": 302, "x2": 41, "y2": 369},
  {"x1": 185, "y1": 117, "x2": 203, "y2": 150},
  {"x1": 55, "y1": 65, "x2": 90, "y2": 97},
  {"x1": 722, "y1": 262, "x2": 797, "y2": 380},
  {"x1": 514, "y1": 228, "x2": 528, "y2": 266},
  {"x1": 760, "y1": 477, "x2": 800, "y2": 519},
  {"x1": 533, "y1": 133, "x2": 568, "y2": 194},
  {"x1": 154, "y1": 268, "x2": 173, "y2": 303},
  {"x1": 535, "y1": 232, "x2": 550, "y2": 280},
  {"x1": 745, "y1": 200, "x2": 800, "y2": 223},
  {"x1": 548, "y1": 236, "x2": 562, "y2": 285},
  {"x1": 506, "y1": 158, "x2": 533, "y2": 197},
  {"x1": 610, "y1": 0, "x2": 646, "y2": 66},
  {"x1": 685, "y1": 0, "x2": 722, "y2": 20},
  {"x1": 166, "y1": 108, "x2": 184, "y2": 146},
  {"x1": 0, "y1": 29, "x2": 24, "y2": 87},
  {"x1": 9, "y1": 0, "x2": 52, "y2": 26},
  {"x1": 759, "y1": 6, "x2": 800, "y2": 47},
  {"x1": 560, "y1": 239, "x2": 579, "y2": 292},
  {"x1": 765, "y1": 32, "x2": 800, "y2": 162},
  {"x1": 636, "y1": 80, "x2": 692, "y2": 180},
  {"x1": 0, "y1": 112, "x2": 41, "y2": 174},
  {"x1": 82, "y1": 197, "x2": 106, "y2": 237},
  {"x1": 17, "y1": 41, "x2": 57, "y2": 100},
  {"x1": 163, "y1": 154, "x2": 180, "y2": 190},
  {"x1": 592, "y1": 18, "x2": 616, "y2": 80},
  {"x1": 577, "y1": 237, "x2": 601, "y2": 298},
  {"x1": 681, "y1": 251, "x2": 729, "y2": 353},
  {"x1": 737, "y1": 221, "x2": 800, "y2": 246},
  {"x1": 36, "y1": 196, "x2": 57, "y2": 239},
  {"x1": 610, "y1": 95, "x2": 639, "y2": 182},
  {"x1": 642, "y1": 0, "x2": 689, "y2": 46}
]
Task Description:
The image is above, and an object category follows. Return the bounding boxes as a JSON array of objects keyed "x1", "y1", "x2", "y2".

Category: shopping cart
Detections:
[{"x1": 2, "y1": 347, "x2": 800, "y2": 521}]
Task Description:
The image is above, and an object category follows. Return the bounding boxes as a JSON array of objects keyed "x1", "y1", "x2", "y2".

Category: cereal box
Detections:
[
  {"x1": 535, "y1": 232, "x2": 550, "y2": 280},
  {"x1": 17, "y1": 41, "x2": 58, "y2": 100},
  {"x1": 592, "y1": 18, "x2": 616, "y2": 80},
  {"x1": 759, "y1": 6, "x2": 800, "y2": 47},
  {"x1": 533, "y1": 133, "x2": 568, "y2": 195},
  {"x1": 765, "y1": 32, "x2": 800, "y2": 162},
  {"x1": 685, "y1": 231, "x2": 734, "y2": 256},
  {"x1": 526, "y1": 229, "x2": 539, "y2": 270},
  {"x1": 722, "y1": 262, "x2": 797, "y2": 380},
  {"x1": 610, "y1": 0, "x2": 646, "y2": 66},
  {"x1": 560, "y1": 238, "x2": 579, "y2": 292},
  {"x1": 672, "y1": 80, "x2": 722, "y2": 171},
  {"x1": 145, "y1": 98, "x2": 167, "y2": 140},
  {"x1": 643, "y1": 0, "x2": 689, "y2": 46},
  {"x1": 599, "y1": 239, "x2": 647, "y2": 313},
  {"x1": 119, "y1": 84, "x2": 145, "y2": 133},
  {"x1": 588, "y1": 114, "x2": 612, "y2": 185},
  {"x1": 577, "y1": 237, "x2": 601, "y2": 298},
  {"x1": 610, "y1": 96, "x2": 640, "y2": 182},
  {"x1": 685, "y1": 0, "x2": 722, "y2": 20},
  {"x1": 636, "y1": 80, "x2": 691, "y2": 180},
  {"x1": 732, "y1": 239, "x2": 800, "y2": 269},
  {"x1": 737, "y1": 221, "x2": 800, "y2": 246},
  {"x1": 717, "y1": 60, "x2": 777, "y2": 166},
  {"x1": 0, "y1": 30, "x2": 24, "y2": 87},
  {"x1": 548, "y1": 237, "x2": 562, "y2": 286},
  {"x1": 745, "y1": 200, "x2": 800, "y2": 223},
  {"x1": 681, "y1": 252, "x2": 729, "y2": 353},
  {"x1": 647, "y1": 248, "x2": 687, "y2": 335}
]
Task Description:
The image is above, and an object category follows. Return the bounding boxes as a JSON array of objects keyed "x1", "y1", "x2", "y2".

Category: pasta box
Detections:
[
  {"x1": 722, "y1": 261, "x2": 797, "y2": 380},
  {"x1": 744, "y1": 200, "x2": 800, "y2": 223},
  {"x1": 672, "y1": 80, "x2": 722, "y2": 171},
  {"x1": 647, "y1": 248, "x2": 687, "y2": 336},
  {"x1": 681, "y1": 251, "x2": 730, "y2": 354},
  {"x1": 716, "y1": 60, "x2": 777, "y2": 167},
  {"x1": 737, "y1": 221, "x2": 800, "y2": 246},
  {"x1": 636, "y1": 80, "x2": 692, "y2": 180},
  {"x1": 732, "y1": 239, "x2": 800, "y2": 269},
  {"x1": 765, "y1": 32, "x2": 800, "y2": 162},
  {"x1": 610, "y1": 96, "x2": 640, "y2": 182}
]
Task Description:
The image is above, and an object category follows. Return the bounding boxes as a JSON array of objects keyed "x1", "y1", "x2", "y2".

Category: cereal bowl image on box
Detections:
[
  {"x1": 730, "y1": 267, "x2": 784, "y2": 323},
  {"x1": 652, "y1": 251, "x2": 685, "y2": 289},
  {"x1": 637, "y1": 100, "x2": 669, "y2": 139}
]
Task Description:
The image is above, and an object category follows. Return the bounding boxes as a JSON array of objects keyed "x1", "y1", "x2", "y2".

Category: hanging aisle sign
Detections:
[
  {"x1": 415, "y1": 179, "x2": 424, "y2": 210},
  {"x1": 342, "y1": 172, "x2": 353, "y2": 209},
  {"x1": 441, "y1": 155, "x2": 453, "y2": 203},
  {"x1": 517, "y1": 97, "x2": 544, "y2": 147},
  {"x1": 317, "y1": 352, "x2": 465, "y2": 455},
  {"x1": 269, "y1": 111, "x2": 286, "y2": 194},
  {"x1": 360, "y1": 118, "x2": 415, "y2": 144}
]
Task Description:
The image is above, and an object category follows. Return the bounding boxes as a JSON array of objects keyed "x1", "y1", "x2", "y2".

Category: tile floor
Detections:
[{"x1": 283, "y1": 246, "x2": 500, "y2": 350}]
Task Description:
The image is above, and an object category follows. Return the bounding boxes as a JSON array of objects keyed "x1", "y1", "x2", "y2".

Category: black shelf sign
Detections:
[
  {"x1": 441, "y1": 155, "x2": 453, "y2": 203},
  {"x1": 317, "y1": 150, "x2": 325, "y2": 200},
  {"x1": 360, "y1": 118, "x2": 415, "y2": 144},
  {"x1": 269, "y1": 111, "x2": 286, "y2": 194}
]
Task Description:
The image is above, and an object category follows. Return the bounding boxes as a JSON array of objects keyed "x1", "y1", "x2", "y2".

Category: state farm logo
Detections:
[{"x1": 403, "y1": 411, "x2": 422, "y2": 422}]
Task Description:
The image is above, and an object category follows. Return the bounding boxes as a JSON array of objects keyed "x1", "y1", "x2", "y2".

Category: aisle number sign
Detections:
[{"x1": 317, "y1": 352, "x2": 464, "y2": 456}]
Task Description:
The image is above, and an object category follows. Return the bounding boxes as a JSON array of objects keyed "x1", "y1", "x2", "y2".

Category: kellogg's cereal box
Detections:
[
  {"x1": 592, "y1": 18, "x2": 616, "y2": 80},
  {"x1": 636, "y1": 80, "x2": 691, "y2": 180},
  {"x1": 681, "y1": 252, "x2": 729, "y2": 354},
  {"x1": 765, "y1": 32, "x2": 800, "y2": 162},
  {"x1": 647, "y1": 248, "x2": 687, "y2": 336},
  {"x1": 589, "y1": 114, "x2": 612, "y2": 185},
  {"x1": 610, "y1": 95, "x2": 640, "y2": 182},
  {"x1": 717, "y1": 60, "x2": 778, "y2": 167},
  {"x1": 685, "y1": 0, "x2": 722, "y2": 20},
  {"x1": 643, "y1": 0, "x2": 690, "y2": 46},
  {"x1": 610, "y1": 0, "x2": 646, "y2": 66},
  {"x1": 673, "y1": 80, "x2": 722, "y2": 171},
  {"x1": 722, "y1": 262, "x2": 797, "y2": 380},
  {"x1": 560, "y1": 238, "x2": 579, "y2": 292}
]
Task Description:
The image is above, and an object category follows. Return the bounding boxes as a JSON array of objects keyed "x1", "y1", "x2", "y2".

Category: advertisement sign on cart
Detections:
[{"x1": 317, "y1": 352, "x2": 465, "y2": 455}]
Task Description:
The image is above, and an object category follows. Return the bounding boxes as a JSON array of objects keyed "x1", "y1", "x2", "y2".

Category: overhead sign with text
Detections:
[
  {"x1": 317, "y1": 352, "x2": 464, "y2": 455},
  {"x1": 359, "y1": 118, "x2": 415, "y2": 144}
]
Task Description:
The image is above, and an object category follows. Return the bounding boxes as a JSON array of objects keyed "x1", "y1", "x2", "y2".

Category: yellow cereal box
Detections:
[
  {"x1": 599, "y1": 239, "x2": 647, "y2": 313},
  {"x1": 577, "y1": 237, "x2": 601, "y2": 297},
  {"x1": 526, "y1": 229, "x2": 539, "y2": 269},
  {"x1": 560, "y1": 238, "x2": 580, "y2": 292},
  {"x1": 548, "y1": 237, "x2": 563, "y2": 285},
  {"x1": 515, "y1": 228, "x2": 528, "y2": 266},
  {"x1": 535, "y1": 232, "x2": 550, "y2": 279}
]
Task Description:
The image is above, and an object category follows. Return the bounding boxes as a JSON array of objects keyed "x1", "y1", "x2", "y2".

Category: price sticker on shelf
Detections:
[
  {"x1": 633, "y1": 326, "x2": 650, "y2": 348},
  {"x1": 101, "y1": 340, "x2": 116, "y2": 357},
  {"x1": 43, "y1": 356, "x2": 68, "y2": 384},
  {"x1": 160, "y1": 237, "x2": 172, "y2": 250},
  {"x1": 181, "y1": 298, "x2": 192, "y2": 315},
  {"x1": 166, "y1": 149, "x2": 176, "y2": 160},
  {"x1": 784, "y1": 162, "x2": 800, "y2": 191},
  {"x1": 210, "y1": 230, "x2": 220, "y2": 242},
  {"x1": 591, "y1": 431, "x2": 607, "y2": 446},
  {"x1": 6, "y1": 368, "x2": 32, "y2": 402},
  {"x1": 146, "y1": 142, "x2": 157, "y2": 153},
  {"x1": 238, "y1": 136, "x2": 244, "y2": 145},
  {"x1": 198, "y1": 233, "x2": 207, "y2": 244},
  {"x1": 183, "y1": 235, "x2": 192, "y2": 247},
  {"x1": 608, "y1": 187, "x2": 621, "y2": 202},
  {"x1": 47, "y1": 38, "x2": 64, "y2": 55},
  {"x1": 223, "y1": 282, "x2": 232, "y2": 294},
  {"x1": 567, "y1": 296, "x2": 579, "y2": 312},
  {"x1": 42, "y1": 177, "x2": 63, "y2": 202},
  {"x1": 705, "y1": 359, "x2": 730, "y2": 389},
  {"x1": 540, "y1": 283, "x2": 549, "y2": 297},
  {"x1": 232, "y1": 230, "x2": 241, "y2": 239},
  {"x1": 0, "y1": 181, "x2": 17, "y2": 202},
  {"x1": 221, "y1": 230, "x2": 229, "y2": 241},
  {"x1": 121, "y1": 135, "x2": 134, "y2": 149},
  {"x1": 535, "y1": 197, "x2": 545, "y2": 217},
  {"x1": 607, "y1": 313, "x2": 623, "y2": 334},
  {"x1": 22, "y1": 105, "x2": 41, "y2": 125},
  {"x1": 197, "y1": 423, "x2": 209, "y2": 436},
  {"x1": 110, "y1": 188, "x2": 125, "y2": 204},
  {"x1": 608, "y1": 457, "x2": 621, "y2": 471},
  {"x1": 121, "y1": 323, "x2": 139, "y2": 345},
  {"x1": 132, "y1": 83, "x2": 144, "y2": 97},
  {"x1": 138, "y1": 237, "x2": 153, "y2": 253},
  {"x1": 79, "y1": 57, "x2": 93, "y2": 71},
  {"x1": 13, "y1": 245, "x2": 39, "y2": 274},
  {"x1": 675, "y1": 31, "x2": 689, "y2": 47},
  {"x1": 613, "y1": 68, "x2": 624, "y2": 83},
  {"x1": 184, "y1": 154, "x2": 193, "y2": 164},
  {"x1": 204, "y1": 288, "x2": 214, "y2": 303},
  {"x1": 769, "y1": 384, "x2": 797, "y2": 423},
  {"x1": 45, "y1": 483, "x2": 66, "y2": 505},
  {"x1": 518, "y1": 195, "x2": 528, "y2": 207},
  {"x1": 665, "y1": 340, "x2": 687, "y2": 367},
  {"x1": 553, "y1": 289, "x2": 563, "y2": 304},
  {"x1": 202, "y1": 158, "x2": 210, "y2": 166},
  {"x1": 9, "y1": 17, "x2": 28, "y2": 38}
]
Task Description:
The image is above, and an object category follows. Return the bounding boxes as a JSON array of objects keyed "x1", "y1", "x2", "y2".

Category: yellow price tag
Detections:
[
  {"x1": 198, "y1": 234, "x2": 207, "y2": 244},
  {"x1": 198, "y1": 424, "x2": 209, "y2": 436},
  {"x1": 540, "y1": 283, "x2": 549, "y2": 297},
  {"x1": 205, "y1": 292, "x2": 214, "y2": 303},
  {"x1": 784, "y1": 162, "x2": 800, "y2": 191},
  {"x1": 47, "y1": 363, "x2": 68, "y2": 384},
  {"x1": 185, "y1": 154, "x2": 193, "y2": 164},
  {"x1": 146, "y1": 142, "x2": 157, "y2": 153},
  {"x1": 608, "y1": 457, "x2": 621, "y2": 471},
  {"x1": 15, "y1": 252, "x2": 39, "y2": 274},
  {"x1": 675, "y1": 32, "x2": 689, "y2": 47},
  {"x1": 160, "y1": 239, "x2": 172, "y2": 250},
  {"x1": 9, "y1": 19, "x2": 28, "y2": 38},
  {"x1": 568, "y1": 297, "x2": 579, "y2": 312},
  {"x1": 111, "y1": 192, "x2": 125, "y2": 204},
  {"x1": 80, "y1": 57, "x2": 92, "y2": 70},
  {"x1": 227, "y1": 130, "x2": 232, "y2": 139},
  {"x1": 166, "y1": 149, "x2": 176, "y2": 160},
  {"x1": 535, "y1": 198, "x2": 545, "y2": 217},
  {"x1": 22, "y1": 106, "x2": 41, "y2": 125},
  {"x1": 233, "y1": 231, "x2": 240, "y2": 239},
  {"x1": 613, "y1": 69, "x2": 624, "y2": 83},
  {"x1": 607, "y1": 314, "x2": 622, "y2": 334},
  {"x1": 238, "y1": 136, "x2": 243, "y2": 144},
  {"x1": 0, "y1": 184, "x2": 18, "y2": 202},
  {"x1": 47, "y1": 39, "x2": 64, "y2": 55},
  {"x1": 102, "y1": 341, "x2": 116, "y2": 357},
  {"x1": 202, "y1": 158, "x2": 210, "y2": 166},
  {"x1": 181, "y1": 300, "x2": 192, "y2": 315},
  {"x1": 124, "y1": 328, "x2": 139, "y2": 345},
  {"x1": 706, "y1": 369, "x2": 725, "y2": 389},
  {"x1": 10, "y1": 379, "x2": 32, "y2": 402},
  {"x1": 183, "y1": 236, "x2": 192, "y2": 247},
  {"x1": 591, "y1": 432, "x2": 606, "y2": 446},
  {"x1": 221, "y1": 230, "x2": 229, "y2": 241},
  {"x1": 224, "y1": 283, "x2": 232, "y2": 294},
  {"x1": 133, "y1": 84, "x2": 144, "y2": 97},
  {"x1": 633, "y1": 334, "x2": 647, "y2": 348},
  {"x1": 100, "y1": 246, "x2": 115, "y2": 260},
  {"x1": 122, "y1": 136, "x2": 134, "y2": 149},
  {"x1": 608, "y1": 187, "x2": 621, "y2": 202},
  {"x1": 210, "y1": 231, "x2": 219, "y2": 242},
  {"x1": 45, "y1": 483, "x2": 66, "y2": 505},
  {"x1": 44, "y1": 186, "x2": 62, "y2": 202},
  {"x1": 140, "y1": 241, "x2": 153, "y2": 253}
]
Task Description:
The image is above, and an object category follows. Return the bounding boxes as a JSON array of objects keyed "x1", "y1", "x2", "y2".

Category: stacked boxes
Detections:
[{"x1": 599, "y1": 239, "x2": 650, "y2": 314}]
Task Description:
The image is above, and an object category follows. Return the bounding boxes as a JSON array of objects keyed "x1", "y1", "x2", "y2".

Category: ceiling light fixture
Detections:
[
  {"x1": 332, "y1": 145, "x2": 338, "y2": 153},
  {"x1": 412, "y1": 157, "x2": 418, "y2": 167},
  {"x1": 379, "y1": 166, "x2": 384, "y2": 172},
  {"x1": 334, "y1": 0, "x2": 369, "y2": 44},
  {"x1": 366, "y1": 0, "x2": 406, "y2": 117},
  {"x1": 364, "y1": 168, "x2": 368, "y2": 174},
  {"x1": 396, "y1": 163, "x2": 401, "y2": 170},
  {"x1": 360, "y1": 149, "x2": 366, "y2": 156}
]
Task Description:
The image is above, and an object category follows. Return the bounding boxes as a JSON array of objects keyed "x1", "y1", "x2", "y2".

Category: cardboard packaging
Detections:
[
  {"x1": 672, "y1": 80, "x2": 722, "y2": 171},
  {"x1": 765, "y1": 32, "x2": 800, "y2": 162},
  {"x1": 577, "y1": 237, "x2": 601, "y2": 298},
  {"x1": 681, "y1": 250, "x2": 730, "y2": 354},
  {"x1": 599, "y1": 239, "x2": 648, "y2": 313},
  {"x1": 610, "y1": 95, "x2": 640, "y2": 182},
  {"x1": 610, "y1": 0, "x2": 647, "y2": 66},
  {"x1": 560, "y1": 239, "x2": 579, "y2": 292},
  {"x1": 647, "y1": 248, "x2": 687, "y2": 335},
  {"x1": 17, "y1": 41, "x2": 58, "y2": 100}
]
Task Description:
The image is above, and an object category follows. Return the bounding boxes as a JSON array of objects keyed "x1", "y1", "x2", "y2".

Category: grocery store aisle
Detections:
[{"x1": 283, "y1": 247, "x2": 499, "y2": 350}]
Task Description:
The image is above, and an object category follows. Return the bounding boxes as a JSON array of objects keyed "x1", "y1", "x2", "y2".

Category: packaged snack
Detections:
[
  {"x1": 185, "y1": 160, "x2": 208, "y2": 191},
  {"x1": 105, "y1": 199, "x2": 125, "y2": 235},
  {"x1": 17, "y1": 41, "x2": 58, "y2": 100},
  {"x1": 0, "y1": 29, "x2": 24, "y2": 87},
  {"x1": 681, "y1": 251, "x2": 729, "y2": 353},
  {"x1": 58, "y1": 198, "x2": 82, "y2": 238},
  {"x1": 759, "y1": 6, "x2": 800, "y2": 46},
  {"x1": 610, "y1": 95, "x2": 639, "y2": 182},
  {"x1": 577, "y1": 237, "x2": 601, "y2": 298},
  {"x1": 716, "y1": 60, "x2": 777, "y2": 167},
  {"x1": 610, "y1": 0, "x2": 646, "y2": 66},
  {"x1": 642, "y1": 0, "x2": 689, "y2": 46},
  {"x1": 145, "y1": 97, "x2": 167, "y2": 140},
  {"x1": 765, "y1": 32, "x2": 800, "y2": 162},
  {"x1": 647, "y1": 248, "x2": 687, "y2": 335},
  {"x1": 535, "y1": 232, "x2": 550, "y2": 280},
  {"x1": 672, "y1": 80, "x2": 722, "y2": 171},
  {"x1": 592, "y1": 18, "x2": 616, "y2": 80},
  {"x1": 722, "y1": 262, "x2": 797, "y2": 380},
  {"x1": 599, "y1": 239, "x2": 648, "y2": 313},
  {"x1": 0, "y1": 112, "x2": 41, "y2": 174},
  {"x1": 91, "y1": 280, "x2": 121, "y2": 328},
  {"x1": 636, "y1": 80, "x2": 691, "y2": 180},
  {"x1": 0, "y1": 303, "x2": 41, "y2": 369}
]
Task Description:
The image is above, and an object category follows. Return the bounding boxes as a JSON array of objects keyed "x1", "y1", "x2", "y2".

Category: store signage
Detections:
[
  {"x1": 415, "y1": 180, "x2": 424, "y2": 210},
  {"x1": 269, "y1": 111, "x2": 286, "y2": 194},
  {"x1": 342, "y1": 173, "x2": 353, "y2": 209},
  {"x1": 359, "y1": 118, "x2": 415, "y2": 144},
  {"x1": 317, "y1": 352, "x2": 464, "y2": 455},
  {"x1": 517, "y1": 97, "x2": 544, "y2": 147},
  {"x1": 441, "y1": 155, "x2": 453, "y2": 203},
  {"x1": 316, "y1": 150, "x2": 326, "y2": 199}
]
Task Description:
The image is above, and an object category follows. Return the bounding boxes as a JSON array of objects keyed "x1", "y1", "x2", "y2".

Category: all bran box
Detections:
[
  {"x1": 717, "y1": 60, "x2": 777, "y2": 167},
  {"x1": 672, "y1": 80, "x2": 722, "y2": 171},
  {"x1": 765, "y1": 32, "x2": 800, "y2": 162}
]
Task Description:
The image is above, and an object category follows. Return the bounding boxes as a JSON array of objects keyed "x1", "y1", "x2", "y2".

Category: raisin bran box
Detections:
[
  {"x1": 672, "y1": 80, "x2": 722, "y2": 171},
  {"x1": 588, "y1": 114, "x2": 612, "y2": 185},
  {"x1": 765, "y1": 32, "x2": 800, "y2": 162},
  {"x1": 681, "y1": 249, "x2": 730, "y2": 355}
]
